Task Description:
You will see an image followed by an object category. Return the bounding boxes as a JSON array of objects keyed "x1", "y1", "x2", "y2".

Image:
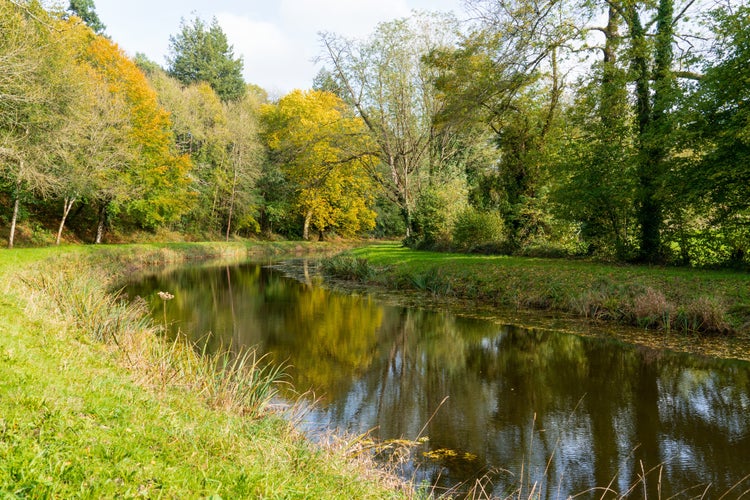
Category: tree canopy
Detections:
[
  {"x1": 167, "y1": 16, "x2": 245, "y2": 102},
  {"x1": 0, "y1": 0, "x2": 747, "y2": 267}
]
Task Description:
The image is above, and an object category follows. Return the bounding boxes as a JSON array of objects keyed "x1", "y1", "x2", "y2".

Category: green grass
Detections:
[
  {"x1": 0, "y1": 242, "x2": 405, "y2": 499},
  {"x1": 324, "y1": 243, "x2": 750, "y2": 335}
]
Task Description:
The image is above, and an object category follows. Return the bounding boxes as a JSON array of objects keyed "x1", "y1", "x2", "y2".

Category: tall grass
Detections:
[
  {"x1": 147, "y1": 335, "x2": 287, "y2": 417},
  {"x1": 22, "y1": 260, "x2": 287, "y2": 418}
]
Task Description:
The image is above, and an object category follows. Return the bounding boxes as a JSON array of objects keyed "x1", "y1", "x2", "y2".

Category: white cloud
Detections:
[
  {"x1": 279, "y1": 0, "x2": 412, "y2": 38},
  {"x1": 218, "y1": 1, "x2": 417, "y2": 94},
  {"x1": 216, "y1": 12, "x2": 303, "y2": 93}
]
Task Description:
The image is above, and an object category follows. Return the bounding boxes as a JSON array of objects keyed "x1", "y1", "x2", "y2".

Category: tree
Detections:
[
  {"x1": 51, "y1": 63, "x2": 135, "y2": 245},
  {"x1": 320, "y1": 13, "x2": 462, "y2": 237},
  {"x1": 223, "y1": 88, "x2": 265, "y2": 239},
  {"x1": 84, "y1": 34, "x2": 192, "y2": 241},
  {"x1": 167, "y1": 16, "x2": 245, "y2": 102},
  {"x1": 592, "y1": 0, "x2": 708, "y2": 263},
  {"x1": 261, "y1": 90, "x2": 377, "y2": 240},
  {"x1": 429, "y1": 0, "x2": 571, "y2": 250},
  {"x1": 675, "y1": 4, "x2": 750, "y2": 264},
  {"x1": 551, "y1": 5, "x2": 637, "y2": 258},
  {"x1": 68, "y1": 0, "x2": 105, "y2": 34},
  {"x1": 0, "y1": 1, "x2": 79, "y2": 248}
]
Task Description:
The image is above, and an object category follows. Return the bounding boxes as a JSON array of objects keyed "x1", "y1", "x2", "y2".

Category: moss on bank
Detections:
[
  {"x1": 322, "y1": 243, "x2": 750, "y2": 336},
  {"x1": 0, "y1": 242, "x2": 403, "y2": 499}
]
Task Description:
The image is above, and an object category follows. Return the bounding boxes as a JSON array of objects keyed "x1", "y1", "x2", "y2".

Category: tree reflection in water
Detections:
[{"x1": 126, "y1": 261, "x2": 750, "y2": 498}]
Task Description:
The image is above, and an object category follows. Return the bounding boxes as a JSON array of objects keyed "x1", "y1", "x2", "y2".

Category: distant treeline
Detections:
[{"x1": 1, "y1": 0, "x2": 748, "y2": 267}]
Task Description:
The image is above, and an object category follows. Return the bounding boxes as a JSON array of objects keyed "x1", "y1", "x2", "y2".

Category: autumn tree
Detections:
[
  {"x1": 261, "y1": 90, "x2": 377, "y2": 240},
  {"x1": 51, "y1": 62, "x2": 135, "y2": 245},
  {"x1": 167, "y1": 16, "x2": 245, "y2": 102},
  {"x1": 83, "y1": 34, "x2": 192, "y2": 242}
]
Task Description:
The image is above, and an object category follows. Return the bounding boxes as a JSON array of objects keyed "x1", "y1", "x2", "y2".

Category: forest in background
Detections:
[{"x1": 1, "y1": 0, "x2": 748, "y2": 267}]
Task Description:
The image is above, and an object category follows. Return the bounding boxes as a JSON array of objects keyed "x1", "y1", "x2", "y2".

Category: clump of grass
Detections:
[
  {"x1": 23, "y1": 261, "x2": 287, "y2": 418},
  {"x1": 320, "y1": 254, "x2": 380, "y2": 282},
  {"x1": 148, "y1": 336, "x2": 287, "y2": 417},
  {"x1": 677, "y1": 297, "x2": 731, "y2": 334},
  {"x1": 408, "y1": 266, "x2": 454, "y2": 296},
  {"x1": 22, "y1": 267, "x2": 154, "y2": 345},
  {"x1": 631, "y1": 287, "x2": 675, "y2": 330}
]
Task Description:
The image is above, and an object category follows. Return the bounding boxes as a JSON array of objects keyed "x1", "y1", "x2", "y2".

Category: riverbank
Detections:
[
  {"x1": 321, "y1": 243, "x2": 750, "y2": 337},
  {"x1": 0, "y1": 242, "x2": 405, "y2": 498}
]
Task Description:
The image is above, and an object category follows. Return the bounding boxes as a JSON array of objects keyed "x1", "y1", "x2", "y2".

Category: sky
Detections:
[{"x1": 90, "y1": 0, "x2": 468, "y2": 96}]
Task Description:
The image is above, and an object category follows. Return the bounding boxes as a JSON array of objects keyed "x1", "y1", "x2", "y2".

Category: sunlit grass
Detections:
[
  {"x1": 328, "y1": 243, "x2": 750, "y2": 335},
  {"x1": 0, "y1": 243, "x2": 406, "y2": 498}
]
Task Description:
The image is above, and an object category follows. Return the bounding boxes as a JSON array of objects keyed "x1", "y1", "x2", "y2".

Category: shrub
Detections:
[{"x1": 452, "y1": 207, "x2": 504, "y2": 252}]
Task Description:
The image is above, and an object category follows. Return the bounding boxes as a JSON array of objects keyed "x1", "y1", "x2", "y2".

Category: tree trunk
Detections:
[
  {"x1": 8, "y1": 191, "x2": 19, "y2": 249},
  {"x1": 95, "y1": 201, "x2": 108, "y2": 244},
  {"x1": 303, "y1": 210, "x2": 312, "y2": 240},
  {"x1": 225, "y1": 156, "x2": 239, "y2": 242},
  {"x1": 56, "y1": 196, "x2": 76, "y2": 246}
]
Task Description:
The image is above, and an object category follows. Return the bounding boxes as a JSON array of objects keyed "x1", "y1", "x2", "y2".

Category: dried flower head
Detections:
[{"x1": 157, "y1": 291, "x2": 174, "y2": 301}]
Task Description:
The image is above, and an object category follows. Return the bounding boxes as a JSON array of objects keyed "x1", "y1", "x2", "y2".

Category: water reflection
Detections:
[{"x1": 125, "y1": 261, "x2": 750, "y2": 498}]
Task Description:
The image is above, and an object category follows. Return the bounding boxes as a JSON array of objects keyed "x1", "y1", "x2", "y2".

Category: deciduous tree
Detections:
[{"x1": 262, "y1": 90, "x2": 376, "y2": 240}]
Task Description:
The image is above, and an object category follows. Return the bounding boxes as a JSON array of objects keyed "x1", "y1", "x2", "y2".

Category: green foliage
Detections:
[
  {"x1": 167, "y1": 16, "x2": 245, "y2": 102},
  {"x1": 551, "y1": 72, "x2": 637, "y2": 259},
  {"x1": 67, "y1": 0, "x2": 105, "y2": 34},
  {"x1": 408, "y1": 181, "x2": 468, "y2": 250},
  {"x1": 451, "y1": 207, "x2": 504, "y2": 252}
]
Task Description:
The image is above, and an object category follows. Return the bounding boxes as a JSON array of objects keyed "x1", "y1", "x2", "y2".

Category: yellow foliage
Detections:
[{"x1": 261, "y1": 90, "x2": 377, "y2": 237}]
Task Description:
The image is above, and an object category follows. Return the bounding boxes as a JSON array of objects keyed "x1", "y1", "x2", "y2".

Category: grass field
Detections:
[
  {"x1": 322, "y1": 243, "x2": 750, "y2": 336},
  {"x1": 0, "y1": 242, "x2": 404, "y2": 499}
]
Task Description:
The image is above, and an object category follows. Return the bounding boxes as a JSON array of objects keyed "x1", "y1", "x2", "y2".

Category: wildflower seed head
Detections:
[{"x1": 157, "y1": 291, "x2": 174, "y2": 301}]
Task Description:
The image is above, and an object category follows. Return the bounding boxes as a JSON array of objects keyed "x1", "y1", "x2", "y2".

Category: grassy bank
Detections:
[
  {"x1": 0, "y1": 242, "x2": 404, "y2": 498},
  {"x1": 321, "y1": 243, "x2": 750, "y2": 336}
]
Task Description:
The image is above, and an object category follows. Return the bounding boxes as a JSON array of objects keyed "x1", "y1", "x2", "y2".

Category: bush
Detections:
[{"x1": 452, "y1": 207, "x2": 504, "y2": 251}]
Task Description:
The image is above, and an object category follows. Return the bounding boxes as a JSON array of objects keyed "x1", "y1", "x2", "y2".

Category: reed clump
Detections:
[{"x1": 23, "y1": 261, "x2": 287, "y2": 418}]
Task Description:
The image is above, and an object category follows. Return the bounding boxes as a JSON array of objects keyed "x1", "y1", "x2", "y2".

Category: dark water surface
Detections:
[{"x1": 125, "y1": 261, "x2": 750, "y2": 498}]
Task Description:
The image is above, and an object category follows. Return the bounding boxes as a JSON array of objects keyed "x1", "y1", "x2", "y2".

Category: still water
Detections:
[{"x1": 126, "y1": 261, "x2": 750, "y2": 498}]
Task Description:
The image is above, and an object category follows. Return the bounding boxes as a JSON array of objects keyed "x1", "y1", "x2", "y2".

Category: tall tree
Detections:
[
  {"x1": 261, "y1": 90, "x2": 377, "y2": 240},
  {"x1": 320, "y1": 13, "x2": 461, "y2": 237},
  {"x1": 430, "y1": 0, "x2": 572, "y2": 250},
  {"x1": 84, "y1": 34, "x2": 192, "y2": 241},
  {"x1": 551, "y1": 5, "x2": 637, "y2": 258},
  {"x1": 68, "y1": 0, "x2": 105, "y2": 34},
  {"x1": 167, "y1": 16, "x2": 245, "y2": 102},
  {"x1": 676, "y1": 4, "x2": 750, "y2": 264},
  {"x1": 223, "y1": 87, "x2": 264, "y2": 239},
  {"x1": 0, "y1": 1, "x2": 78, "y2": 248}
]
